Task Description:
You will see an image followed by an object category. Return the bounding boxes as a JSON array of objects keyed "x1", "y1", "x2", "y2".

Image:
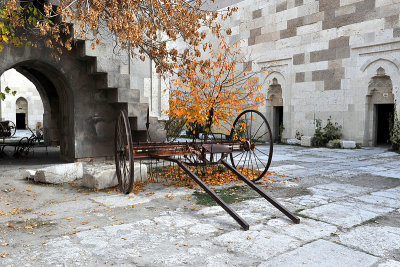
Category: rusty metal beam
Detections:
[{"x1": 222, "y1": 160, "x2": 300, "y2": 224}]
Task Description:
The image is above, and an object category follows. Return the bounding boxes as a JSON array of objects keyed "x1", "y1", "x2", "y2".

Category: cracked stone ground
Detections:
[{"x1": 1, "y1": 145, "x2": 400, "y2": 266}]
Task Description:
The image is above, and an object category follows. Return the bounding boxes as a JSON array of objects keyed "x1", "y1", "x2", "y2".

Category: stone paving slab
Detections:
[
  {"x1": 262, "y1": 239, "x2": 379, "y2": 267},
  {"x1": 309, "y1": 182, "x2": 371, "y2": 197},
  {"x1": 355, "y1": 194, "x2": 400, "y2": 209},
  {"x1": 266, "y1": 218, "x2": 337, "y2": 242},
  {"x1": 378, "y1": 260, "x2": 400, "y2": 267},
  {"x1": 300, "y1": 201, "x2": 393, "y2": 228},
  {"x1": 213, "y1": 229, "x2": 301, "y2": 261},
  {"x1": 286, "y1": 194, "x2": 330, "y2": 208},
  {"x1": 372, "y1": 187, "x2": 400, "y2": 201},
  {"x1": 339, "y1": 226, "x2": 400, "y2": 257}
]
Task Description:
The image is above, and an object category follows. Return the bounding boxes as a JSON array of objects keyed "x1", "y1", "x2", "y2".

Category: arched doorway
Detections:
[
  {"x1": 366, "y1": 67, "x2": 395, "y2": 146},
  {"x1": 268, "y1": 78, "x2": 283, "y2": 142},
  {"x1": 0, "y1": 69, "x2": 45, "y2": 131},
  {"x1": 1, "y1": 60, "x2": 75, "y2": 160},
  {"x1": 15, "y1": 97, "x2": 28, "y2": 129}
]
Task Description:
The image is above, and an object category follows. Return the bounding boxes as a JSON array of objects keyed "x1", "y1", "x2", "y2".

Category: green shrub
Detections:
[
  {"x1": 390, "y1": 104, "x2": 400, "y2": 152},
  {"x1": 186, "y1": 121, "x2": 205, "y2": 139},
  {"x1": 295, "y1": 130, "x2": 303, "y2": 140},
  {"x1": 314, "y1": 117, "x2": 342, "y2": 146},
  {"x1": 165, "y1": 116, "x2": 186, "y2": 139}
]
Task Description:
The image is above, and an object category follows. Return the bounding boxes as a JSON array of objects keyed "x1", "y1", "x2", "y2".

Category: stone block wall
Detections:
[{"x1": 221, "y1": 0, "x2": 400, "y2": 145}]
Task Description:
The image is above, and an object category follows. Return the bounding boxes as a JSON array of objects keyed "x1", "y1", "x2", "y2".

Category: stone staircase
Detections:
[{"x1": 75, "y1": 38, "x2": 166, "y2": 142}]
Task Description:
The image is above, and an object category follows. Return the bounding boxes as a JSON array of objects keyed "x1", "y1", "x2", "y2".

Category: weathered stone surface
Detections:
[
  {"x1": 300, "y1": 201, "x2": 393, "y2": 228},
  {"x1": 91, "y1": 186, "x2": 193, "y2": 207},
  {"x1": 266, "y1": 218, "x2": 337, "y2": 242},
  {"x1": 82, "y1": 162, "x2": 148, "y2": 189},
  {"x1": 378, "y1": 260, "x2": 400, "y2": 267},
  {"x1": 309, "y1": 182, "x2": 371, "y2": 197},
  {"x1": 327, "y1": 139, "x2": 341, "y2": 148},
  {"x1": 301, "y1": 136, "x2": 314, "y2": 147},
  {"x1": 82, "y1": 164, "x2": 118, "y2": 189},
  {"x1": 355, "y1": 194, "x2": 400, "y2": 208},
  {"x1": 339, "y1": 226, "x2": 400, "y2": 257},
  {"x1": 33, "y1": 163, "x2": 83, "y2": 184},
  {"x1": 213, "y1": 229, "x2": 300, "y2": 260},
  {"x1": 24, "y1": 169, "x2": 37, "y2": 179},
  {"x1": 264, "y1": 240, "x2": 379, "y2": 267},
  {"x1": 341, "y1": 140, "x2": 356, "y2": 149},
  {"x1": 287, "y1": 138, "x2": 301, "y2": 145},
  {"x1": 295, "y1": 72, "x2": 305, "y2": 83},
  {"x1": 287, "y1": 194, "x2": 330, "y2": 208}
]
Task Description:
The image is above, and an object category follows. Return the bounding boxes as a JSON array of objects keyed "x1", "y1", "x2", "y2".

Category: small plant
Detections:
[
  {"x1": 314, "y1": 117, "x2": 342, "y2": 147},
  {"x1": 279, "y1": 123, "x2": 285, "y2": 142},
  {"x1": 186, "y1": 121, "x2": 205, "y2": 139},
  {"x1": 314, "y1": 119, "x2": 324, "y2": 146},
  {"x1": 295, "y1": 130, "x2": 303, "y2": 140},
  {"x1": 323, "y1": 117, "x2": 342, "y2": 141},
  {"x1": 390, "y1": 104, "x2": 400, "y2": 152},
  {"x1": 165, "y1": 116, "x2": 186, "y2": 139}
]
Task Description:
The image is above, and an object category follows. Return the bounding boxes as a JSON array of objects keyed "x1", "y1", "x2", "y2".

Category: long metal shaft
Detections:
[
  {"x1": 222, "y1": 160, "x2": 300, "y2": 224},
  {"x1": 174, "y1": 160, "x2": 250, "y2": 231}
]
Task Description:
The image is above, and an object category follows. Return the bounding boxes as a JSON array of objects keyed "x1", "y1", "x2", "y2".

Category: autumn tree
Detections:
[
  {"x1": 167, "y1": 38, "x2": 268, "y2": 138},
  {"x1": 0, "y1": 0, "x2": 236, "y2": 73}
]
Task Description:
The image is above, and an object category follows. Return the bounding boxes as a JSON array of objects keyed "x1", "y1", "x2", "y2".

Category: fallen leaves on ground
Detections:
[
  {"x1": 87, "y1": 164, "x2": 278, "y2": 196},
  {"x1": 0, "y1": 208, "x2": 32, "y2": 216}
]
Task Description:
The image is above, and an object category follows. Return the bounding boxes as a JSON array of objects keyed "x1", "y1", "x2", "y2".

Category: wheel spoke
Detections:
[{"x1": 253, "y1": 121, "x2": 265, "y2": 140}]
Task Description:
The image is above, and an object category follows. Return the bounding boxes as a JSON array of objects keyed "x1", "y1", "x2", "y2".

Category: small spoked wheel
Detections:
[
  {"x1": 0, "y1": 124, "x2": 5, "y2": 138},
  {"x1": 114, "y1": 110, "x2": 134, "y2": 194},
  {"x1": 8, "y1": 121, "x2": 16, "y2": 137},
  {"x1": 229, "y1": 110, "x2": 273, "y2": 181}
]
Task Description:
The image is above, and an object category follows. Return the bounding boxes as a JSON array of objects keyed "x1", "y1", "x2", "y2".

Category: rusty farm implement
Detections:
[{"x1": 114, "y1": 109, "x2": 300, "y2": 230}]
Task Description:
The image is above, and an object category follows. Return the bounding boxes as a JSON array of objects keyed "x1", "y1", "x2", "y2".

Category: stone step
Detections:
[
  {"x1": 87, "y1": 57, "x2": 121, "y2": 75},
  {"x1": 107, "y1": 88, "x2": 141, "y2": 103},
  {"x1": 128, "y1": 103, "x2": 149, "y2": 131},
  {"x1": 95, "y1": 73, "x2": 130, "y2": 90}
]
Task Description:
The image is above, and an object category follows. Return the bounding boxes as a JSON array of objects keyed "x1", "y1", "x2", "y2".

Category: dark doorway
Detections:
[
  {"x1": 376, "y1": 104, "x2": 394, "y2": 145},
  {"x1": 16, "y1": 113, "x2": 26, "y2": 129},
  {"x1": 273, "y1": 106, "x2": 283, "y2": 142}
]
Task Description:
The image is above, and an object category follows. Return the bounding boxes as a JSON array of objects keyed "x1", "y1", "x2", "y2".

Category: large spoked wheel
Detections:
[
  {"x1": 229, "y1": 110, "x2": 273, "y2": 182},
  {"x1": 115, "y1": 110, "x2": 134, "y2": 194}
]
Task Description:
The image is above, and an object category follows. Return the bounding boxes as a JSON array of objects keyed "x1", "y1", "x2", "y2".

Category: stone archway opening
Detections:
[
  {"x1": 268, "y1": 78, "x2": 283, "y2": 142},
  {"x1": 1, "y1": 69, "x2": 45, "y2": 132},
  {"x1": 366, "y1": 67, "x2": 395, "y2": 146},
  {"x1": 0, "y1": 61, "x2": 74, "y2": 161}
]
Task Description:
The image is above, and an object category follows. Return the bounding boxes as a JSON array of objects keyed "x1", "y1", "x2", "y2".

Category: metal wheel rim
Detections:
[
  {"x1": 9, "y1": 121, "x2": 16, "y2": 137},
  {"x1": 229, "y1": 110, "x2": 273, "y2": 181},
  {"x1": 114, "y1": 110, "x2": 134, "y2": 194}
]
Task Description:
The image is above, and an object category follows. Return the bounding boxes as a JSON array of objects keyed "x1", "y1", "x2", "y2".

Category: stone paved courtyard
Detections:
[{"x1": 1, "y1": 145, "x2": 400, "y2": 266}]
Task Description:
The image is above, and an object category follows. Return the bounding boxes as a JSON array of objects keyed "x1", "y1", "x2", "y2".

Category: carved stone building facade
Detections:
[{"x1": 217, "y1": 0, "x2": 400, "y2": 146}]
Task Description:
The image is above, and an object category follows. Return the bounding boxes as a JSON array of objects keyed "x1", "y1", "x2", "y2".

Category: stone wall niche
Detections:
[{"x1": 267, "y1": 77, "x2": 284, "y2": 142}]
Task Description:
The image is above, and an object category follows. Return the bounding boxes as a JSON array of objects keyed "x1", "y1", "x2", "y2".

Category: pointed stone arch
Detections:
[
  {"x1": 0, "y1": 42, "x2": 119, "y2": 160},
  {"x1": 359, "y1": 58, "x2": 399, "y2": 146}
]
